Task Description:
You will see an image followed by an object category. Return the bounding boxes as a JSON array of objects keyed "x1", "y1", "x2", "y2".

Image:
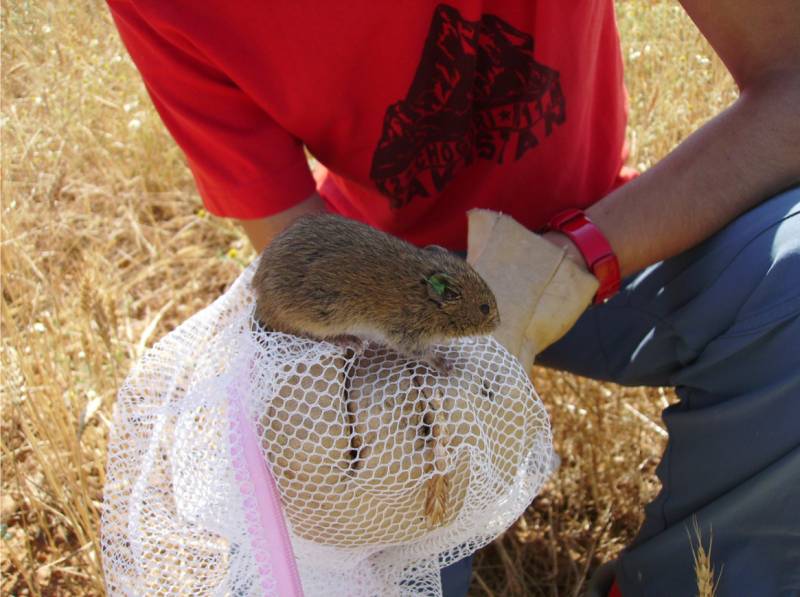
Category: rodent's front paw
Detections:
[
  {"x1": 426, "y1": 351, "x2": 453, "y2": 376},
  {"x1": 329, "y1": 334, "x2": 365, "y2": 356}
]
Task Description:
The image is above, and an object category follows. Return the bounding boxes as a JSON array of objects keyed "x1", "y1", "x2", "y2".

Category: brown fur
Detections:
[{"x1": 252, "y1": 214, "x2": 499, "y2": 357}]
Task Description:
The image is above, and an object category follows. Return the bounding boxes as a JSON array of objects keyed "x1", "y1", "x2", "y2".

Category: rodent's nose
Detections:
[{"x1": 480, "y1": 303, "x2": 490, "y2": 315}]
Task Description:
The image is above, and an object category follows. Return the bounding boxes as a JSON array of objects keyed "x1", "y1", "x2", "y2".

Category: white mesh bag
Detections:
[{"x1": 102, "y1": 260, "x2": 553, "y2": 596}]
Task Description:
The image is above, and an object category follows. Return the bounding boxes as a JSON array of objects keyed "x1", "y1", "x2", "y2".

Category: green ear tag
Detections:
[{"x1": 427, "y1": 274, "x2": 449, "y2": 296}]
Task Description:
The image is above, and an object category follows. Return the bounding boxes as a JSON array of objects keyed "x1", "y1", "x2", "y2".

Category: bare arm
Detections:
[
  {"x1": 550, "y1": 0, "x2": 800, "y2": 277},
  {"x1": 237, "y1": 193, "x2": 327, "y2": 253}
]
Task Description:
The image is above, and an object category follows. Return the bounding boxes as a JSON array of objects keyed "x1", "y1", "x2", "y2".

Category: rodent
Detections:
[{"x1": 251, "y1": 213, "x2": 500, "y2": 370}]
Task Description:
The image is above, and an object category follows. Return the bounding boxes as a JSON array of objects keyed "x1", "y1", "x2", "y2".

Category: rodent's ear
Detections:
[
  {"x1": 424, "y1": 244, "x2": 449, "y2": 254},
  {"x1": 425, "y1": 273, "x2": 460, "y2": 304}
]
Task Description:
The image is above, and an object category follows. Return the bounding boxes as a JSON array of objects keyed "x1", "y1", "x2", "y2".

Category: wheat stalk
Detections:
[
  {"x1": 424, "y1": 390, "x2": 451, "y2": 528},
  {"x1": 690, "y1": 519, "x2": 722, "y2": 597}
]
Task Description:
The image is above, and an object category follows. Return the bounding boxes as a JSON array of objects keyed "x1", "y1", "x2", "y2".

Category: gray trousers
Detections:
[{"x1": 442, "y1": 186, "x2": 800, "y2": 596}]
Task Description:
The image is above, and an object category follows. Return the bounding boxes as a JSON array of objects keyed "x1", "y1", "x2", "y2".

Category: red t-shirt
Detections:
[{"x1": 108, "y1": 1, "x2": 630, "y2": 250}]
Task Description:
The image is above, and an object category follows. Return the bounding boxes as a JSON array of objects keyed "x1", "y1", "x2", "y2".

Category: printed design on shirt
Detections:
[{"x1": 370, "y1": 4, "x2": 566, "y2": 208}]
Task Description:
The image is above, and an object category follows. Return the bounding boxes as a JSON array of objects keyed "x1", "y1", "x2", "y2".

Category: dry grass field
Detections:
[{"x1": 1, "y1": 1, "x2": 736, "y2": 595}]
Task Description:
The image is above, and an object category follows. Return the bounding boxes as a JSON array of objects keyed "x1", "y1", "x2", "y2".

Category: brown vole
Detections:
[{"x1": 251, "y1": 213, "x2": 499, "y2": 370}]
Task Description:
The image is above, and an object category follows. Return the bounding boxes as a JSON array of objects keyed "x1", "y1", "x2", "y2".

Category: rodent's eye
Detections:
[{"x1": 480, "y1": 303, "x2": 490, "y2": 315}]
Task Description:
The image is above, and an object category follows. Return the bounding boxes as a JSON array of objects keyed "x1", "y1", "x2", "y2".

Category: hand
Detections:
[{"x1": 467, "y1": 209, "x2": 599, "y2": 372}]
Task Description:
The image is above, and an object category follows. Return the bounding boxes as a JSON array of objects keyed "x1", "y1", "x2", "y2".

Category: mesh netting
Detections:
[{"x1": 102, "y1": 260, "x2": 553, "y2": 596}]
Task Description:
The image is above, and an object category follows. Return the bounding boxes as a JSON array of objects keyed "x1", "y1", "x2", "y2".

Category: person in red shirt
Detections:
[{"x1": 107, "y1": 2, "x2": 800, "y2": 595}]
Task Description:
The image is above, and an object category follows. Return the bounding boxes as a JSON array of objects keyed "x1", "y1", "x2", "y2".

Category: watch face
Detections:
[
  {"x1": 593, "y1": 254, "x2": 621, "y2": 302},
  {"x1": 593, "y1": 254, "x2": 617, "y2": 279}
]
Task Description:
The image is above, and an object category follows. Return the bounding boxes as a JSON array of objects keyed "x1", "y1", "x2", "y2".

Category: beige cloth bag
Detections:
[{"x1": 468, "y1": 209, "x2": 599, "y2": 371}]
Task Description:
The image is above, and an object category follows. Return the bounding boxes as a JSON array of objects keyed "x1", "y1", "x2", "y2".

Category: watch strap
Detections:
[{"x1": 545, "y1": 208, "x2": 620, "y2": 304}]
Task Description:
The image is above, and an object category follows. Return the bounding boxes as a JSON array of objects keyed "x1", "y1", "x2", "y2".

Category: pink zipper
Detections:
[{"x1": 230, "y1": 384, "x2": 304, "y2": 596}]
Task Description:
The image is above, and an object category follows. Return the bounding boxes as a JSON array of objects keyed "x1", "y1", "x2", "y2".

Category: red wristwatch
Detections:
[{"x1": 545, "y1": 208, "x2": 620, "y2": 304}]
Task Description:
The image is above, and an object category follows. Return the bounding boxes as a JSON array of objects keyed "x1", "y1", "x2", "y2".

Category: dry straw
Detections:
[{"x1": 2, "y1": 0, "x2": 734, "y2": 594}]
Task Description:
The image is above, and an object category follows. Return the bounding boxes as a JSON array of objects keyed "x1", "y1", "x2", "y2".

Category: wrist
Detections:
[{"x1": 543, "y1": 209, "x2": 621, "y2": 304}]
